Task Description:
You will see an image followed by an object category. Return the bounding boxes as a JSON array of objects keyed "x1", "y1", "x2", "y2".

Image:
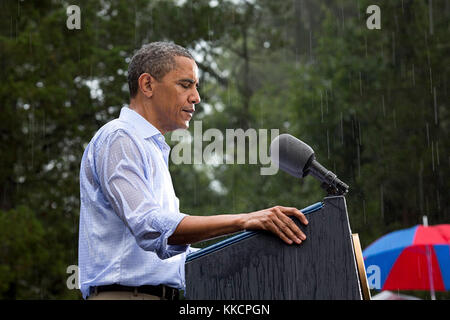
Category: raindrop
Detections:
[
  {"x1": 358, "y1": 121, "x2": 362, "y2": 145},
  {"x1": 363, "y1": 199, "x2": 367, "y2": 224},
  {"x1": 412, "y1": 64, "x2": 416, "y2": 86},
  {"x1": 433, "y1": 87, "x2": 438, "y2": 125},
  {"x1": 426, "y1": 122, "x2": 430, "y2": 146},
  {"x1": 429, "y1": 67, "x2": 433, "y2": 94},
  {"x1": 340, "y1": 112, "x2": 344, "y2": 145},
  {"x1": 42, "y1": 111, "x2": 45, "y2": 138},
  {"x1": 436, "y1": 141, "x2": 440, "y2": 166},
  {"x1": 351, "y1": 118, "x2": 355, "y2": 140},
  {"x1": 320, "y1": 91, "x2": 324, "y2": 123},
  {"x1": 330, "y1": 81, "x2": 333, "y2": 100},
  {"x1": 326, "y1": 129, "x2": 330, "y2": 159},
  {"x1": 380, "y1": 184, "x2": 384, "y2": 219},
  {"x1": 382, "y1": 95, "x2": 386, "y2": 117},
  {"x1": 419, "y1": 160, "x2": 424, "y2": 213},
  {"x1": 394, "y1": 14, "x2": 399, "y2": 33},
  {"x1": 437, "y1": 190, "x2": 440, "y2": 211},
  {"x1": 364, "y1": 36, "x2": 368, "y2": 58},
  {"x1": 359, "y1": 71, "x2": 362, "y2": 96},
  {"x1": 431, "y1": 141, "x2": 435, "y2": 172},
  {"x1": 428, "y1": 0, "x2": 434, "y2": 35},
  {"x1": 392, "y1": 32, "x2": 396, "y2": 65},
  {"x1": 357, "y1": 142, "x2": 361, "y2": 178}
]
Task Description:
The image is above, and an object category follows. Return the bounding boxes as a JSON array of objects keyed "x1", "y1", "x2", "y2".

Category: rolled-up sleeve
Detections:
[{"x1": 96, "y1": 129, "x2": 188, "y2": 259}]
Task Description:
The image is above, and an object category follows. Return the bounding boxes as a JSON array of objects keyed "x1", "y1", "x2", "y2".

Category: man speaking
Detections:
[{"x1": 78, "y1": 42, "x2": 308, "y2": 300}]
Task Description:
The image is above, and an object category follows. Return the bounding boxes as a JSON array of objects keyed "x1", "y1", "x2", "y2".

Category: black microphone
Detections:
[{"x1": 270, "y1": 134, "x2": 349, "y2": 195}]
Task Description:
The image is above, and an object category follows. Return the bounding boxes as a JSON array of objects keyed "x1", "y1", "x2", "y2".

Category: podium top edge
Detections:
[{"x1": 185, "y1": 201, "x2": 324, "y2": 263}]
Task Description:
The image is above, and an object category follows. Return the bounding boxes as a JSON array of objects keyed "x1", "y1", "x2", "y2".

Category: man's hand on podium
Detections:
[
  {"x1": 242, "y1": 206, "x2": 308, "y2": 245},
  {"x1": 168, "y1": 206, "x2": 308, "y2": 246}
]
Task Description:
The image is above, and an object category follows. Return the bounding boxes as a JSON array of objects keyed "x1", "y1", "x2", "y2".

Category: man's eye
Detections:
[{"x1": 180, "y1": 83, "x2": 190, "y2": 89}]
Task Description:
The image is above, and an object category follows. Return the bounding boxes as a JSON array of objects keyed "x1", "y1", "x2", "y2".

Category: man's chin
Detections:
[
  {"x1": 172, "y1": 121, "x2": 190, "y2": 131},
  {"x1": 182, "y1": 121, "x2": 190, "y2": 130}
]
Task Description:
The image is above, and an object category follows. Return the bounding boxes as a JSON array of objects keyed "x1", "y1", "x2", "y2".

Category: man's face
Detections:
[{"x1": 151, "y1": 56, "x2": 201, "y2": 133}]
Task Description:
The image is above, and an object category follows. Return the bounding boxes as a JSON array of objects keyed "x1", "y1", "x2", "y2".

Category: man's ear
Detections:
[{"x1": 138, "y1": 73, "x2": 154, "y2": 98}]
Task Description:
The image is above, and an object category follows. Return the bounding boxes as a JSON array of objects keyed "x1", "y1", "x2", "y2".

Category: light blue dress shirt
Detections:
[{"x1": 78, "y1": 107, "x2": 193, "y2": 299}]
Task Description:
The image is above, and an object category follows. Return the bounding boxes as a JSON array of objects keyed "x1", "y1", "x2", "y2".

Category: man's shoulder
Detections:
[
  {"x1": 83, "y1": 119, "x2": 149, "y2": 169},
  {"x1": 92, "y1": 118, "x2": 140, "y2": 145}
]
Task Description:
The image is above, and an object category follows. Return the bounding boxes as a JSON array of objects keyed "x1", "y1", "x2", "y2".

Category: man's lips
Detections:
[
  {"x1": 181, "y1": 108, "x2": 195, "y2": 113},
  {"x1": 182, "y1": 107, "x2": 195, "y2": 116}
]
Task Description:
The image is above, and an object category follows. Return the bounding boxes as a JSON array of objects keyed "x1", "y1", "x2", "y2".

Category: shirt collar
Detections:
[{"x1": 119, "y1": 107, "x2": 161, "y2": 139}]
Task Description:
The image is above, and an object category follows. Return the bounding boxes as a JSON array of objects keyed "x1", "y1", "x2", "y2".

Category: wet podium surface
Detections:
[{"x1": 185, "y1": 196, "x2": 362, "y2": 300}]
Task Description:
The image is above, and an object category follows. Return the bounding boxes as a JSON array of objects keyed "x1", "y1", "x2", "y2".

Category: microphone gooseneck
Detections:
[{"x1": 307, "y1": 159, "x2": 349, "y2": 195}]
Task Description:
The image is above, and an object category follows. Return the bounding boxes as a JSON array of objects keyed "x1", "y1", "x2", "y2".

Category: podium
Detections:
[{"x1": 185, "y1": 196, "x2": 369, "y2": 300}]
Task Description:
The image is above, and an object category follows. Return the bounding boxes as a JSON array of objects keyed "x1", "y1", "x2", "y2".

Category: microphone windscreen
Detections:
[{"x1": 270, "y1": 134, "x2": 315, "y2": 178}]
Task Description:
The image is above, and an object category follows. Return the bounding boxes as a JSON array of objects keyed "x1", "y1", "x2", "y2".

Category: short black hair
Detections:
[{"x1": 127, "y1": 42, "x2": 194, "y2": 98}]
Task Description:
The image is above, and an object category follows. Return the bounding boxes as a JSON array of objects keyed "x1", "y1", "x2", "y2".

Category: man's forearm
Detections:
[
  {"x1": 167, "y1": 214, "x2": 246, "y2": 245},
  {"x1": 168, "y1": 206, "x2": 308, "y2": 246}
]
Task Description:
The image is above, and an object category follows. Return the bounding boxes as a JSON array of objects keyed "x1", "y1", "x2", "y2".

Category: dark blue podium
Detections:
[{"x1": 185, "y1": 196, "x2": 366, "y2": 300}]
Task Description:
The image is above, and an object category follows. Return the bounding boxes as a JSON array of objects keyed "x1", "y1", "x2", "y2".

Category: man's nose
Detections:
[{"x1": 189, "y1": 88, "x2": 201, "y2": 105}]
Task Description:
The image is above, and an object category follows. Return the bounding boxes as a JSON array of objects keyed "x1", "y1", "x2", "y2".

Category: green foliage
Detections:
[
  {"x1": 287, "y1": 0, "x2": 450, "y2": 248},
  {"x1": 0, "y1": 206, "x2": 46, "y2": 298}
]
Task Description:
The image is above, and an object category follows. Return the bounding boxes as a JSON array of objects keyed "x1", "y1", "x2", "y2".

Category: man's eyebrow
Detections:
[
  {"x1": 178, "y1": 78, "x2": 200, "y2": 87},
  {"x1": 178, "y1": 78, "x2": 196, "y2": 84}
]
